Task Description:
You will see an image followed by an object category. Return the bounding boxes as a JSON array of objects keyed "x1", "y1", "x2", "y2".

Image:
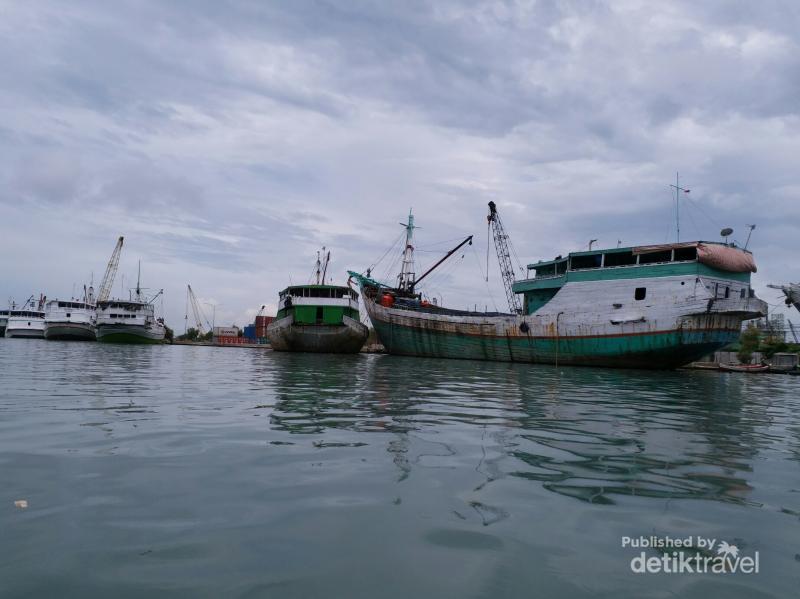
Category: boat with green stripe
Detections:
[
  {"x1": 96, "y1": 263, "x2": 166, "y2": 344},
  {"x1": 267, "y1": 249, "x2": 368, "y2": 353},
  {"x1": 350, "y1": 206, "x2": 767, "y2": 369}
]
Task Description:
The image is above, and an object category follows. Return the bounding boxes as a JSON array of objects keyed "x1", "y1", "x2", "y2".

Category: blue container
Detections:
[{"x1": 243, "y1": 324, "x2": 257, "y2": 340}]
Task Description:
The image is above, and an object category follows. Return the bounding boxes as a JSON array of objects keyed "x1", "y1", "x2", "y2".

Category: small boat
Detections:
[
  {"x1": 267, "y1": 249, "x2": 368, "y2": 353},
  {"x1": 719, "y1": 363, "x2": 770, "y2": 373},
  {"x1": 95, "y1": 264, "x2": 166, "y2": 344},
  {"x1": 4, "y1": 295, "x2": 46, "y2": 339},
  {"x1": 44, "y1": 285, "x2": 97, "y2": 341}
]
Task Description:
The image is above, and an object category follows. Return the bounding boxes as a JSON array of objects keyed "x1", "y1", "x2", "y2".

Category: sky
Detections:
[{"x1": 1, "y1": 0, "x2": 799, "y2": 331}]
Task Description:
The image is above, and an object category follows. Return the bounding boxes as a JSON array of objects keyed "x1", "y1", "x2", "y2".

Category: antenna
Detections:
[
  {"x1": 669, "y1": 173, "x2": 690, "y2": 242},
  {"x1": 744, "y1": 224, "x2": 756, "y2": 250},
  {"x1": 588, "y1": 239, "x2": 598, "y2": 251}
]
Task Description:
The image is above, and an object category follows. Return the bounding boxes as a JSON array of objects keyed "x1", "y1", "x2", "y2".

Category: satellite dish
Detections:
[{"x1": 720, "y1": 227, "x2": 734, "y2": 237}]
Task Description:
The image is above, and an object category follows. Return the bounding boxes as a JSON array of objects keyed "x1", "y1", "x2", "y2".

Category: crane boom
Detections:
[
  {"x1": 97, "y1": 236, "x2": 124, "y2": 302},
  {"x1": 487, "y1": 202, "x2": 521, "y2": 314},
  {"x1": 789, "y1": 320, "x2": 799, "y2": 344},
  {"x1": 187, "y1": 285, "x2": 212, "y2": 334}
]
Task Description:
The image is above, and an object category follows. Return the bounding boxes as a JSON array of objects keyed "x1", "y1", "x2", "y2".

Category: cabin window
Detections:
[
  {"x1": 534, "y1": 264, "x2": 556, "y2": 277},
  {"x1": 66, "y1": 313, "x2": 71, "y2": 318},
  {"x1": 740, "y1": 288, "x2": 746, "y2": 299},
  {"x1": 638, "y1": 250, "x2": 672, "y2": 264},
  {"x1": 634, "y1": 287, "x2": 646, "y2": 301},
  {"x1": 724, "y1": 286, "x2": 730, "y2": 299},
  {"x1": 316, "y1": 307, "x2": 323, "y2": 322},
  {"x1": 674, "y1": 247, "x2": 697, "y2": 261},
  {"x1": 570, "y1": 253, "x2": 603, "y2": 270},
  {"x1": 603, "y1": 251, "x2": 637, "y2": 267}
]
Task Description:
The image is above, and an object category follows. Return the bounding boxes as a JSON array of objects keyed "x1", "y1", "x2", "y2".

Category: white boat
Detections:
[
  {"x1": 5, "y1": 296, "x2": 46, "y2": 339},
  {"x1": 95, "y1": 265, "x2": 166, "y2": 344},
  {"x1": 44, "y1": 298, "x2": 97, "y2": 341}
]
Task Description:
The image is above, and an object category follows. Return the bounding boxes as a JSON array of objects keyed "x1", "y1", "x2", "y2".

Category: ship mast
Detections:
[
  {"x1": 321, "y1": 248, "x2": 330, "y2": 284},
  {"x1": 397, "y1": 210, "x2": 416, "y2": 293},
  {"x1": 669, "y1": 173, "x2": 690, "y2": 243},
  {"x1": 135, "y1": 260, "x2": 141, "y2": 302}
]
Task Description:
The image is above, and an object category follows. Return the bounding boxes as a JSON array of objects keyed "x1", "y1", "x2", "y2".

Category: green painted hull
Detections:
[
  {"x1": 96, "y1": 332, "x2": 164, "y2": 344},
  {"x1": 372, "y1": 319, "x2": 736, "y2": 369}
]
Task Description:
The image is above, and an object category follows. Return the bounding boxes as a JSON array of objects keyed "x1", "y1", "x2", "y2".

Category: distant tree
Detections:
[
  {"x1": 164, "y1": 325, "x2": 174, "y2": 343},
  {"x1": 737, "y1": 325, "x2": 760, "y2": 364},
  {"x1": 761, "y1": 334, "x2": 788, "y2": 358},
  {"x1": 201, "y1": 330, "x2": 213, "y2": 341}
]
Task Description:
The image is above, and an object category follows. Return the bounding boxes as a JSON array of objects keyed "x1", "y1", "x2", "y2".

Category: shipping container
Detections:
[{"x1": 213, "y1": 326, "x2": 239, "y2": 338}]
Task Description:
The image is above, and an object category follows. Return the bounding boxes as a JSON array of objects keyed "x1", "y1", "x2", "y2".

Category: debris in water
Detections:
[{"x1": 14, "y1": 500, "x2": 28, "y2": 509}]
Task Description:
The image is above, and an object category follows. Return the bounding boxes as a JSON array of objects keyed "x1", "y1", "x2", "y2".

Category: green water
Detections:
[{"x1": 1, "y1": 340, "x2": 799, "y2": 597}]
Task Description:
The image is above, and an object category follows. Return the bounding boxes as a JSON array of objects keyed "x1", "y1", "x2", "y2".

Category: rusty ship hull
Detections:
[{"x1": 350, "y1": 241, "x2": 768, "y2": 369}]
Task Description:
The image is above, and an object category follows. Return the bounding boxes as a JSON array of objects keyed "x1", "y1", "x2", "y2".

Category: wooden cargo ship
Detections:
[
  {"x1": 267, "y1": 249, "x2": 368, "y2": 353},
  {"x1": 349, "y1": 206, "x2": 767, "y2": 369}
]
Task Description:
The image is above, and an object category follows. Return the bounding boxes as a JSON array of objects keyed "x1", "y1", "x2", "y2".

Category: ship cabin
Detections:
[
  {"x1": 277, "y1": 285, "x2": 360, "y2": 325},
  {"x1": 96, "y1": 300, "x2": 156, "y2": 325},
  {"x1": 512, "y1": 241, "x2": 756, "y2": 315}
]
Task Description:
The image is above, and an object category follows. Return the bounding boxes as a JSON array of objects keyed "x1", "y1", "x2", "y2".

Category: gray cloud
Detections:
[{"x1": 1, "y1": 0, "x2": 798, "y2": 327}]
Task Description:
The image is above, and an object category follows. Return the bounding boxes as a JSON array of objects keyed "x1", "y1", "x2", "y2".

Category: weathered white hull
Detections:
[
  {"x1": 267, "y1": 314, "x2": 368, "y2": 353},
  {"x1": 96, "y1": 324, "x2": 165, "y2": 344},
  {"x1": 44, "y1": 322, "x2": 96, "y2": 341},
  {"x1": 361, "y1": 274, "x2": 767, "y2": 369},
  {"x1": 5, "y1": 319, "x2": 46, "y2": 339}
]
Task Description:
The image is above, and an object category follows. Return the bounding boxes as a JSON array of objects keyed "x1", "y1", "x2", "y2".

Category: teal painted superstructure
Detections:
[{"x1": 350, "y1": 238, "x2": 767, "y2": 369}]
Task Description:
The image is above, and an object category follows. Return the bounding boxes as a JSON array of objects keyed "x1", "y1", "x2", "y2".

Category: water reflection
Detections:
[{"x1": 262, "y1": 352, "x2": 793, "y2": 506}]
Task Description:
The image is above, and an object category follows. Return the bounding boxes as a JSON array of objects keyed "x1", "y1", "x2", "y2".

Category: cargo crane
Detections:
[
  {"x1": 185, "y1": 284, "x2": 212, "y2": 335},
  {"x1": 789, "y1": 320, "x2": 799, "y2": 344},
  {"x1": 487, "y1": 201, "x2": 522, "y2": 314},
  {"x1": 97, "y1": 236, "x2": 124, "y2": 302}
]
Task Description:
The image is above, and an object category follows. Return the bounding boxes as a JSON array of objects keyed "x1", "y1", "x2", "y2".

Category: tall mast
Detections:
[
  {"x1": 136, "y1": 260, "x2": 141, "y2": 301},
  {"x1": 315, "y1": 251, "x2": 322, "y2": 285},
  {"x1": 397, "y1": 209, "x2": 416, "y2": 293},
  {"x1": 321, "y1": 248, "x2": 330, "y2": 284},
  {"x1": 669, "y1": 173, "x2": 690, "y2": 243},
  {"x1": 676, "y1": 172, "x2": 680, "y2": 243}
]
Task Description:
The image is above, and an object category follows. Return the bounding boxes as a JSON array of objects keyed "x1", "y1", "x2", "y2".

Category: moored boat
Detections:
[
  {"x1": 267, "y1": 249, "x2": 368, "y2": 353},
  {"x1": 4, "y1": 296, "x2": 47, "y2": 339},
  {"x1": 95, "y1": 264, "x2": 166, "y2": 344},
  {"x1": 44, "y1": 286, "x2": 97, "y2": 341},
  {"x1": 719, "y1": 363, "x2": 770, "y2": 373},
  {"x1": 349, "y1": 206, "x2": 767, "y2": 370}
]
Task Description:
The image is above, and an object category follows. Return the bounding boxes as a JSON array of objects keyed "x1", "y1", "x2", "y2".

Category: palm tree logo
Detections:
[{"x1": 716, "y1": 541, "x2": 739, "y2": 567}]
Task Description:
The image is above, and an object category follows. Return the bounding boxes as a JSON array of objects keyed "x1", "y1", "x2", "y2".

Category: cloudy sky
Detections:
[{"x1": 1, "y1": 0, "x2": 798, "y2": 329}]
